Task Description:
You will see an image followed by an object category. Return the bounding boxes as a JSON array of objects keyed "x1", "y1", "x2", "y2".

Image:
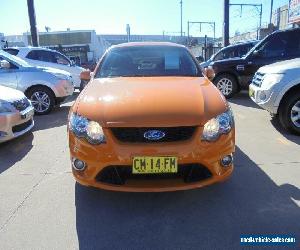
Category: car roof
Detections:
[
  {"x1": 273, "y1": 27, "x2": 300, "y2": 34},
  {"x1": 111, "y1": 42, "x2": 186, "y2": 49},
  {"x1": 226, "y1": 40, "x2": 259, "y2": 48},
  {"x1": 16, "y1": 46, "x2": 57, "y2": 52}
]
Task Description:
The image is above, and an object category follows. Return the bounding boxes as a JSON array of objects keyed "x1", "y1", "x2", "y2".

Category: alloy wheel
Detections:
[
  {"x1": 290, "y1": 100, "x2": 300, "y2": 128},
  {"x1": 216, "y1": 78, "x2": 233, "y2": 96},
  {"x1": 30, "y1": 91, "x2": 51, "y2": 113}
]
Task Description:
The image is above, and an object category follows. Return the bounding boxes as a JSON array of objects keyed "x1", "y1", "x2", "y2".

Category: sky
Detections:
[{"x1": 0, "y1": 0, "x2": 290, "y2": 38}]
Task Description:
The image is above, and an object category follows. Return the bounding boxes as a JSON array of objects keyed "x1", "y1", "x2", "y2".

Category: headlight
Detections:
[
  {"x1": 202, "y1": 108, "x2": 234, "y2": 141},
  {"x1": 69, "y1": 113, "x2": 105, "y2": 144},
  {"x1": 261, "y1": 73, "x2": 284, "y2": 88},
  {"x1": 86, "y1": 121, "x2": 106, "y2": 144},
  {"x1": 0, "y1": 100, "x2": 13, "y2": 113},
  {"x1": 53, "y1": 72, "x2": 71, "y2": 80}
]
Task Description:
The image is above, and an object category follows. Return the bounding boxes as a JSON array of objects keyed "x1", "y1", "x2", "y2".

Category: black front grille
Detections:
[
  {"x1": 12, "y1": 98, "x2": 31, "y2": 111},
  {"x1": 252, "y1": 72, "x2": 265, "y2": 87},
  {"x1": 111, "y1": 127, "x2": 196, "y2": 143},
  {"x1": 12, "y1": 119, "x2": 33, "y2": 133},
  {"x1": 96, "y1": 164, "x2": 212, "y2": 185}
]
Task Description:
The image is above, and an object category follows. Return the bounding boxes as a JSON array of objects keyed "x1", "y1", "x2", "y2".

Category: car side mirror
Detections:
[
  {"x1": 204, "y1": 67, "x2": 215, "y2": 80},
  {"x1": 70, "y1": 60, "x2": 75, "y2": 66},
  {"x1": 80, "y1": 70, "x2": 91, "y2": 81},
  {"x1": 0, "y1": 60, "x2": 10, "y2": 69},
  {"x1": 253, "y1": 50, "x2": 263, "y2": 58}
]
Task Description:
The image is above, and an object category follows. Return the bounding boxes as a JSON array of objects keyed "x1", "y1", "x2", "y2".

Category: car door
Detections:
[
  {"x1": 242, "y1": 33, "x2": 290, "y2": 85},
  {"x1": 285, "y1": 30, "x2": 300, "y2": 59},
  {"x1": 0, "y1": 56, "x2": 18, "y2": 89}
]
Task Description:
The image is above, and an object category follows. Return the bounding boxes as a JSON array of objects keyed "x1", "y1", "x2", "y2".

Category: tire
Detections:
[
  {"x1": 278, "y1": 92, "x2": 300, "y2": 135},
  {"x1": 213, "y1": 74, "x2": 238, "y2": 98},
  {"x1": 26, "y1": 86, "x2": 55, "y2": 115},
  {"x1": 79, "y1": 80, "x2": 89, "y2": 91}
]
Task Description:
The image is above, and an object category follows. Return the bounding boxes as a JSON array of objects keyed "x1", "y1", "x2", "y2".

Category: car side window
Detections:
[
  {"x1": 238, "y1": 45, "x2": 250, "y2": 57},
  {"x1": 53, "y1": 52, "x2": 70, "y2": 65},
  {"x1": 223, "y1": 48, "x2": 235, "y2": 59},
  {"x1": 285, "y1": 32, "x2": 300, "y2": 57},
  {"x1": 258, "y1": 34, "x2": 288, "y2": 58},
  {"x1": 26, "y1": 50, "x2": 38, "y2": 60},
  {"x1": 26, "y1": 50, "x2": 55, "y2": 63},
  {"x1": 214, "y1": 51, "x2": 224, "y2": 61},
  {"x1": 3, "y1": 49, "x2": 19, "y2": 56}
]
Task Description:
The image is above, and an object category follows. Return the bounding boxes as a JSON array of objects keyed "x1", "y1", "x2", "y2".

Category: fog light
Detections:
[
  {"x1": 221, "y1": 154, "x2": 233, "y2": 167},
  {"x1": 72, "y1": 158, "x2": 86, "y2": 171},
  {"x1": 259, "y1": 91, "x2": 267, "y2": 101}
]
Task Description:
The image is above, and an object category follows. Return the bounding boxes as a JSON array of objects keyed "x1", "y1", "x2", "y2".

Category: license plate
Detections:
[
  {"x1": 249, "y1": 87, "x2": 255, "y2": 98},
  {"x1": 20, "y1": 108, "x2": 34, "y2": 119},
  {"x1": 132, "y1": 156, "x2": 178, "y2": 174}
]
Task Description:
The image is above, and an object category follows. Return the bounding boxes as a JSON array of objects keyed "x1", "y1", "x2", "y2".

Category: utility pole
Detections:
[
  {"x1": 126, "y1": 24, "x2": 130, "y2": 42},
  {"x1": 27, "y1": 0, "x2": 39, "y2": 47},
  {"x1": 180, "y1": 0, "x2": 183, "y2": 37},
  {"x1": 269, "y1": 0, "x2": 273, "y2": 25},
  {"x1": 223, "y1": 0, "x2": 229, "y2": 46}
]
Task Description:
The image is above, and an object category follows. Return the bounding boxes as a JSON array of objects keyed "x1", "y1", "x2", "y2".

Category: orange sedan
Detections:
[{"x1": 68, "y1": 42, "x2": 235, "y2": 192}]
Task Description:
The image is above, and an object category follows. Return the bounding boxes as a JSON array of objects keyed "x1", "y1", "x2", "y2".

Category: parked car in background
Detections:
[
  {"x1": 68, "y1": 42, "x2": 235, "y2": 192},
  {"x1": 0, "y1": 85, "x2": 34, "y2": 143},
  {"x1": 250, "y1": 58, "x2": 300, "y2": 135},
  {"x1": 4, "y1": 47, "x2": 85, "y2": 90},
  {"x1": 0, "y1": 50, "x2": 74, "y2": 115},
  {"x1": 211, "y1": 28, "x2": 300, "y2": 98},
  {"x1": 200, "y1": 40, "x2": 259, "y2": 69}
]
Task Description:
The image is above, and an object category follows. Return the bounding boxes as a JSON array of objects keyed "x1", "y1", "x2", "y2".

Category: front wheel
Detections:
[
  {"x1": 213, "y1": 74, "x2": 238, "y2": 98},
  {"x1": 278, "y1": 92, "x2": 300, "y2": 135},
  {"x1": 26, "y1": 86, "x2": 55, "y2": 115}
]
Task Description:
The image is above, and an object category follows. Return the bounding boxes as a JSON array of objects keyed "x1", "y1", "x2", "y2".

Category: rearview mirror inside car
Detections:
[
  {"x1": 0, "y1": 60, "x2": 10, "y2": 69},
  {"x1": 80, "y1": 70, "x2": 91, "y2": 81}
]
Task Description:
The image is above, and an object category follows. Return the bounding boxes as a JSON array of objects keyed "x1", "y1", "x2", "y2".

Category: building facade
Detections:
[{"x1": 24, "y1": 30, "x2": 108, "y2": 63}]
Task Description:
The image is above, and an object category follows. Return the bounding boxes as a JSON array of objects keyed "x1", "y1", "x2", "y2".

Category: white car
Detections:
[
  {"x1": 249, "y1": 58, "x2": 300, "y2": 135},
  {"x1": 0, "y1": 50, "x2": 74, "y2": 115},
  {"x1": 4, "y1": 47, "x2": 85, "y2": 89},
  {"x1": 0, "y1": 85, "x2": 35, "y2": 143}
]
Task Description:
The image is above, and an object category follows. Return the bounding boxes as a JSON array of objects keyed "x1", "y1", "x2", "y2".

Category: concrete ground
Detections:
[{"x1": 0, "y1": 92, "x2": 299, "y2": 250}]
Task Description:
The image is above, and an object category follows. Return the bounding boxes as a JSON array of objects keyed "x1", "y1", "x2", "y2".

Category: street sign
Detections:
[{"x1": 288, "y1": 0, "x2": 300, "y2": 24}]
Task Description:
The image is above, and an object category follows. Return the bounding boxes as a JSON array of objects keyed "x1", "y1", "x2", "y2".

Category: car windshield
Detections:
[
  {"x1": 96, "y1": 46, "x2": 201, "y2": 78},
  {"x1": 0, "y1": 50, "x2": 31, "y2": 67}
]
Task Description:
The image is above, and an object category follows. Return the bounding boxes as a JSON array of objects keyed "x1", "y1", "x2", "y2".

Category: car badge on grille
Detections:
[{"x1": 144, "y1": 130, "x2": 165, "y2": 141}]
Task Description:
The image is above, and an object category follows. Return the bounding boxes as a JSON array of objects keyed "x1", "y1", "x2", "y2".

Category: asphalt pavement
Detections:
[{"x1": 0, "y1": 91, "x2": 299, "y2": 250}]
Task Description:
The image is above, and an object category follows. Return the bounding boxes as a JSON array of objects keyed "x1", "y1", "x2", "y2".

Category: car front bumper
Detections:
[
  {"x1": 249, "y1": 84, "x2": 278, "y2": 114},
  {"x1": 69, "y1": 127, "x2": 235, "y2": 192},
  {"x1": 53, "y1": 79, "x2": 74, "y2": 98},
  {"x1": 0, "y1": 106, "x2": 35, "y2": 143}
]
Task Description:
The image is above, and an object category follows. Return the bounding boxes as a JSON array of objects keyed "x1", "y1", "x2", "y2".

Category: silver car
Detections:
[
  {"x1": 0, "y1": 50, "x2": 74, "y2": 115},
  {"x1": 4, "y1": 47, "x2": 85, "y2": 90},
  {"x1": 0, "y1": 85, "x2": 34, "y2": 143}
]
